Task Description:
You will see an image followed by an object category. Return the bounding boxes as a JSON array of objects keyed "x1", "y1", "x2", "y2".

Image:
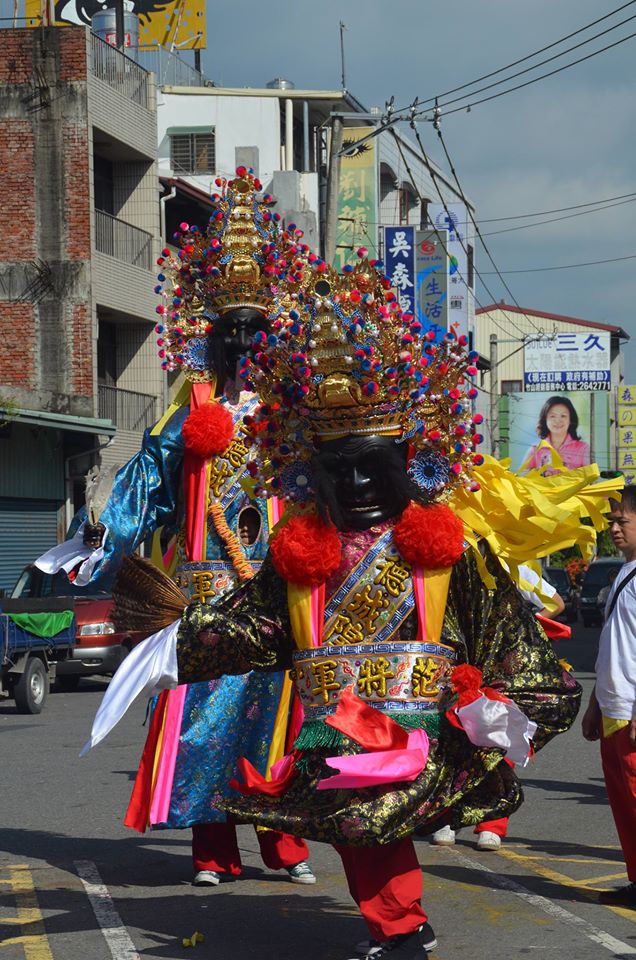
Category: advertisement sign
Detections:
[
  {"x1": 499, "y1": 391, "x2": 609, "y2": 474},
  {"x1": 384, "y1": 226, "x2": 415, "y2": 314},
  {"x1": 617, "y1": 385, "x2": 636, "y2": 484},
  {"x1": 428, "y1": 203, "x2": 469, "y2": 338},
  {"x1": 26, "y1": 0, "x2": 207, "y2": 50},
  {"x1": 524, "y1": 332, "x2": 611, "y2": 391},
  {"x1": 415, "y1": 230, "x2": 448, "y2": 341},
  {"x1": 334, "y1": 127, "x2": 379, "y2": 270}
]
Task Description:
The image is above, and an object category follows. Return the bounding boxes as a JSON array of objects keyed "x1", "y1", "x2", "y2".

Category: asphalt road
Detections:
[{"x1": 1, "y1": 620, "x2": 635, "y2": 960}]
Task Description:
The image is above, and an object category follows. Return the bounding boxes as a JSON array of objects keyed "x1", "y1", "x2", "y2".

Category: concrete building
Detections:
[
  {"x1": 474, "y1": 302, "x2": 629, "y2": 471},
  {"x1": 0, "y1": 26, "x2": 161, "y2": 592}
]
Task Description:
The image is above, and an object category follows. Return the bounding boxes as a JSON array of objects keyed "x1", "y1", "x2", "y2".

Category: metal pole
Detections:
[
  {"x1": 285, "y1": 98, "x2": 294, "y2": 171},
  {"x1": 194, "y1": 49, "x2": 201, "y2": 73},
  {"x1": 339, "y1": 21, "x2": 347, "y2": 91},
  {"x1": 490, "y1": 333, "x2": 499, "y2": 458},
  {"x1": 324, "y1": 117, "x2": 343, "y2": 266},
  {"x1": 114, "y1": 0, "x2": 125, "y2": 51}
]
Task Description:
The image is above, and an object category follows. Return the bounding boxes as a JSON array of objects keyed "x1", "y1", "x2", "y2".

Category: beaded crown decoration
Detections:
[
  {"x1": 154, "y1": 168, "x2": 303, "y2": 381},
  {"x1": 239, "y1": 249, "x2": 485, "y2": 505}
]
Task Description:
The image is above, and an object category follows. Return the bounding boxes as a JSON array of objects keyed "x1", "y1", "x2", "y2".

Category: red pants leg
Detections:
[
  {"x1": 256, "y1": 828, "x2": 310, "y2": 871},
  {"x1": 600, "y1": 726, "x2": 636, "y2": 882},
  {"x1": 191, "y1": 822, "x2": 242, "y2": 876},
  {"x1": 474, "y1": 817, "x2": 509, "y2": 837},
  {"x1": 475, "y1": 759, "x2": 514, "y2": 836},
  {"x1": 334, "y1": 838, "x2": 427, "y2": 942}
]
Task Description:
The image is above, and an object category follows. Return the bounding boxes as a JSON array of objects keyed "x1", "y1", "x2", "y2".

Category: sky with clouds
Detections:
[{"x1": 197, "y1": 0, "x2": 636, "y2": 378}]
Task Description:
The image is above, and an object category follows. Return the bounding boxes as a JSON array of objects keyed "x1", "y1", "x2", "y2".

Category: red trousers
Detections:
[
  {"x1": 475, "y1": 817, "x2": 509, "y2": 837},
  {"x1": 335, "y1": 838, "x2": 427, "y2": 942},
  {"x1": 600, "y1": 725, "x2": 636, "y2": 882},
  {"x1": 192, "y1": 821, "x2": 309, "y2": 876}
]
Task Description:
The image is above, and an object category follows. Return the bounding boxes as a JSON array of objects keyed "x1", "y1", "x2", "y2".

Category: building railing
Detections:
[
  {"x1": 98, "y1": 384, "x2": 158, "y2": 432},
  {"x1": 89, "y1": 32, "x2": 150, "y2": 108},
  {"x1": 94, "y1": 209, "x2": 153, "y2": 270},
  {"x1": 136, "y1": 47, "x2": 209, "y2": 88}
]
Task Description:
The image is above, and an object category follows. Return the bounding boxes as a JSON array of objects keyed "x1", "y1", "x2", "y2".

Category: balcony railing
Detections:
[
  {"x1": 95, "y1": 209, "x2": 153, "y2": 270},
  {"x1": 136, "y1": 47, "x2": 209, "y2": 88},
  {"x1": 98, "y1": 384, "x2": 158, "y2": 433},
  {"x1": 89, "y1": 32, "x2": 150, "y2": 108}
]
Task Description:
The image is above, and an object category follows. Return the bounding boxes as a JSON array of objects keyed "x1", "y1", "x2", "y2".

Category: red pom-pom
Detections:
[
  {"x1": 182, "y1": 402, "x2": 234, "y2": 459},
  {"x1": 270, "y1": 515, "x2": 342, "y2": 586},
  {"x1": 393, "y1": 503, "x2": 464, "y2": 570}
]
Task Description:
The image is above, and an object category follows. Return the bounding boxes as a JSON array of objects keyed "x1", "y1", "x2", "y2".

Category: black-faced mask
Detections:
[
  {"x1": 209, "y1": 307, "x2": 268, "y2": 389},
  {"x1": 313, "y1": 435, "x2": 413, "y2": 531}
]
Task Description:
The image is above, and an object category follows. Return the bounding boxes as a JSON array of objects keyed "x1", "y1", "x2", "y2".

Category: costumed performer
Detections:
[
  {"x1": 96, "y1": 255, "x2": 619, "y2": 958},
  {"x1": 37, "y1": 170, "x2": 315, "y2": 887}
]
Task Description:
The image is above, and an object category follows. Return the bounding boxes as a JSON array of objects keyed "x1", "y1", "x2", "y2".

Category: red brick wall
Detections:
[
  {"x1": 63, "y1": 125, "x2": 91, "y2": 261},
  {"x1": 58, "y1": 29, "x2": 88, "y2": 83},
  {"x1": 0, "y1": 30, "x2": 33, "y2": 84},
  {"x1": 0, "y1": 303, "x2": 36, "y2": 389},
  {"x1": 70, "y1": 303, "x2": 93, "y2": 397},
  {"x1": 0, "y1": 120, "x2": 36, "y2": 260}
]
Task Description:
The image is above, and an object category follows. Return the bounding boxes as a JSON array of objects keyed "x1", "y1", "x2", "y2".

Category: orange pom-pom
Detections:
[
  {"x1": 182, "y1": 403, "x2": 234, "y2": 459},
  {"x1": 270, "y1": 514, "x2": 342, "y2": 586},
  {"x1": 394, "y1": 502, "x2": 464, "y2": 569}
]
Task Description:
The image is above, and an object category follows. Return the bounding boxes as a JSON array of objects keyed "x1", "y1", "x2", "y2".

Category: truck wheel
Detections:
[
  {"x1": 14, "y1": 657, "x2": 49, "y2": 714},
  {"x1": 56, "y1": 675, "x2": 80, "y2": 692}
]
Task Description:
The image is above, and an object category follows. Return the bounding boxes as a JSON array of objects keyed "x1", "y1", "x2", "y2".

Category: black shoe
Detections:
[
  {"x1": 354, "y1": 922, "x2": 437, "y2": 957},
  {"x1": 598, "y1": 882, "x2": 636, "y2": 908}
]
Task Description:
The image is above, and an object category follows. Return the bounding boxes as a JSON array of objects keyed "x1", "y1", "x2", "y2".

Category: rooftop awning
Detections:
[{"x1": 3, "y1": 408, "x2": 116, "y2": 437}]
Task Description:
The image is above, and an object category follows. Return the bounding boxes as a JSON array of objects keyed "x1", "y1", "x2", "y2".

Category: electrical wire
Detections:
[
  {"x1": 478, "y1": 190, "x2": 636, "y2": 223},
  {"x1": 390, "y1": 0, "x2": 636, "y2": 111},
  {"x1": 434, "y1": 9, "x2": 636, "y2": 111},
  {"x1": 480, "y1": 194, "x2": 636, "y2": 237},
  {"x1": 422, "y1": 122, "x2": 545, "y2": 334},
  {"x1": 390, "y1": 129, "x2": 531, "y2": 341},
  {"x1": 440, "y1": 28, "x2": 636, "y2": 117},
  {"x1": 480, "y1": 252, "x2": 636, "y2": 274}
]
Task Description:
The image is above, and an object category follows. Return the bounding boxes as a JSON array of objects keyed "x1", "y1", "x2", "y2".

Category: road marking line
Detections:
[
  {"x1": 0, "y1": 865, "x2": 53, "y2": 960},
  {"x1": 499, "y1": 855, "x2": 621, "y2": 866},
  {"x1": 578, "y1": 872, "x2": 631, "y2": 887},
  {"x1": 498, "y1": 848, "x2": 636, "y2": 924},
  {"x1": 75, "y1": 860, "x2": 140, "y2": 960},
  {"x1": 447, "y1": 848, "x2": 636, "y2": 956}
]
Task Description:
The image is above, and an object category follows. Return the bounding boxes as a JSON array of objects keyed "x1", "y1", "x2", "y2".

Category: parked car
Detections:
[
  {"x1": 544, "y1": 566, "x2": 578, "y2": 623},
  {"x1": 579, "y1": 557, "x2": 624, "y2": 628},
  {"x1": 11, "y1": 565, "x2": 140, "y2": 690}
]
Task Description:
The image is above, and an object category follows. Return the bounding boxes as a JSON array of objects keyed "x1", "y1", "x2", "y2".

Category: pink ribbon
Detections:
[{"x1": 317, "y1": 727, "x2": 429, "y2": 790}]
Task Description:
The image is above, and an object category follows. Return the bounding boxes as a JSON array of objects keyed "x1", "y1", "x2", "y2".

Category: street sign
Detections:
[{"x1": 428, "y1": 203, "x2": 469, "y2": 338}]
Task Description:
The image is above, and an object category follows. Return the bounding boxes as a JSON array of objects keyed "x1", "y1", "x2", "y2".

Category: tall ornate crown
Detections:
[
  {"x1": 239, "y1": 250, "x2": 484, "y2": 504},
  {"x1": 154, "y1": 168, "x2": 306, "y2": 381}
]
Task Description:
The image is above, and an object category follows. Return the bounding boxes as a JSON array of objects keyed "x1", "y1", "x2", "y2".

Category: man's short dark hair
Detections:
[{"x1": 611, "y1": 484, "x2": 636, "y2": 513}]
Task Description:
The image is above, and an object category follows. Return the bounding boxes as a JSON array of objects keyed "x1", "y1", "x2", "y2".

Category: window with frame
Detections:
[
  {"x1": 170, "y1": 129, "x2": 216, "y2": 175},
  {"x1": 501, "y1": 379, "x2": 523, "y2": 395}
]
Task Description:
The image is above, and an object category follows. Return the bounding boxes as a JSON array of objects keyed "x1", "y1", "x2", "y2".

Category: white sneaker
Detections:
[
  {"x1": 193, "y1": 870, "x2": 220, "y2": 886},
  {"x1": 430, "y1": 825, "x2": 456, "y2": 846},
  {"x1": 476, "y1": 831, "x2": 501, "y2": 851}
]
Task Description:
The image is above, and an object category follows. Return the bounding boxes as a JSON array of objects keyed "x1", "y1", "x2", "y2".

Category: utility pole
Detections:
[
  {"x1": 324, "y1": 117, "x2": 343, "y2": 266},
  {"x1": 489, "y1": 333, "x2": 499, "y2": 458}
]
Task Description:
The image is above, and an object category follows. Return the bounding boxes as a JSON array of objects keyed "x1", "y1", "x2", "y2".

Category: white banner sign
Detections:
[{"x1": 524, "y1": 332, "x2": 611, "y2": 391}]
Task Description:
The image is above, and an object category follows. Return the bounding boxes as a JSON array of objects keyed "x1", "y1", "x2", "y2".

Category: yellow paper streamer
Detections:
[
  {"x1": 450, "y1": 455, "x2": 623, "y2": 589},
  {"x1": 182, "y1": 931, "x2": 205, "y2": 947}
]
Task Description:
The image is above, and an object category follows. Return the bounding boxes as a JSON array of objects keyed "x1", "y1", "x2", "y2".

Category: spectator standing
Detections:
[{"x1": 582, "y1": 486, "x2": 636, "y2": 907}]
